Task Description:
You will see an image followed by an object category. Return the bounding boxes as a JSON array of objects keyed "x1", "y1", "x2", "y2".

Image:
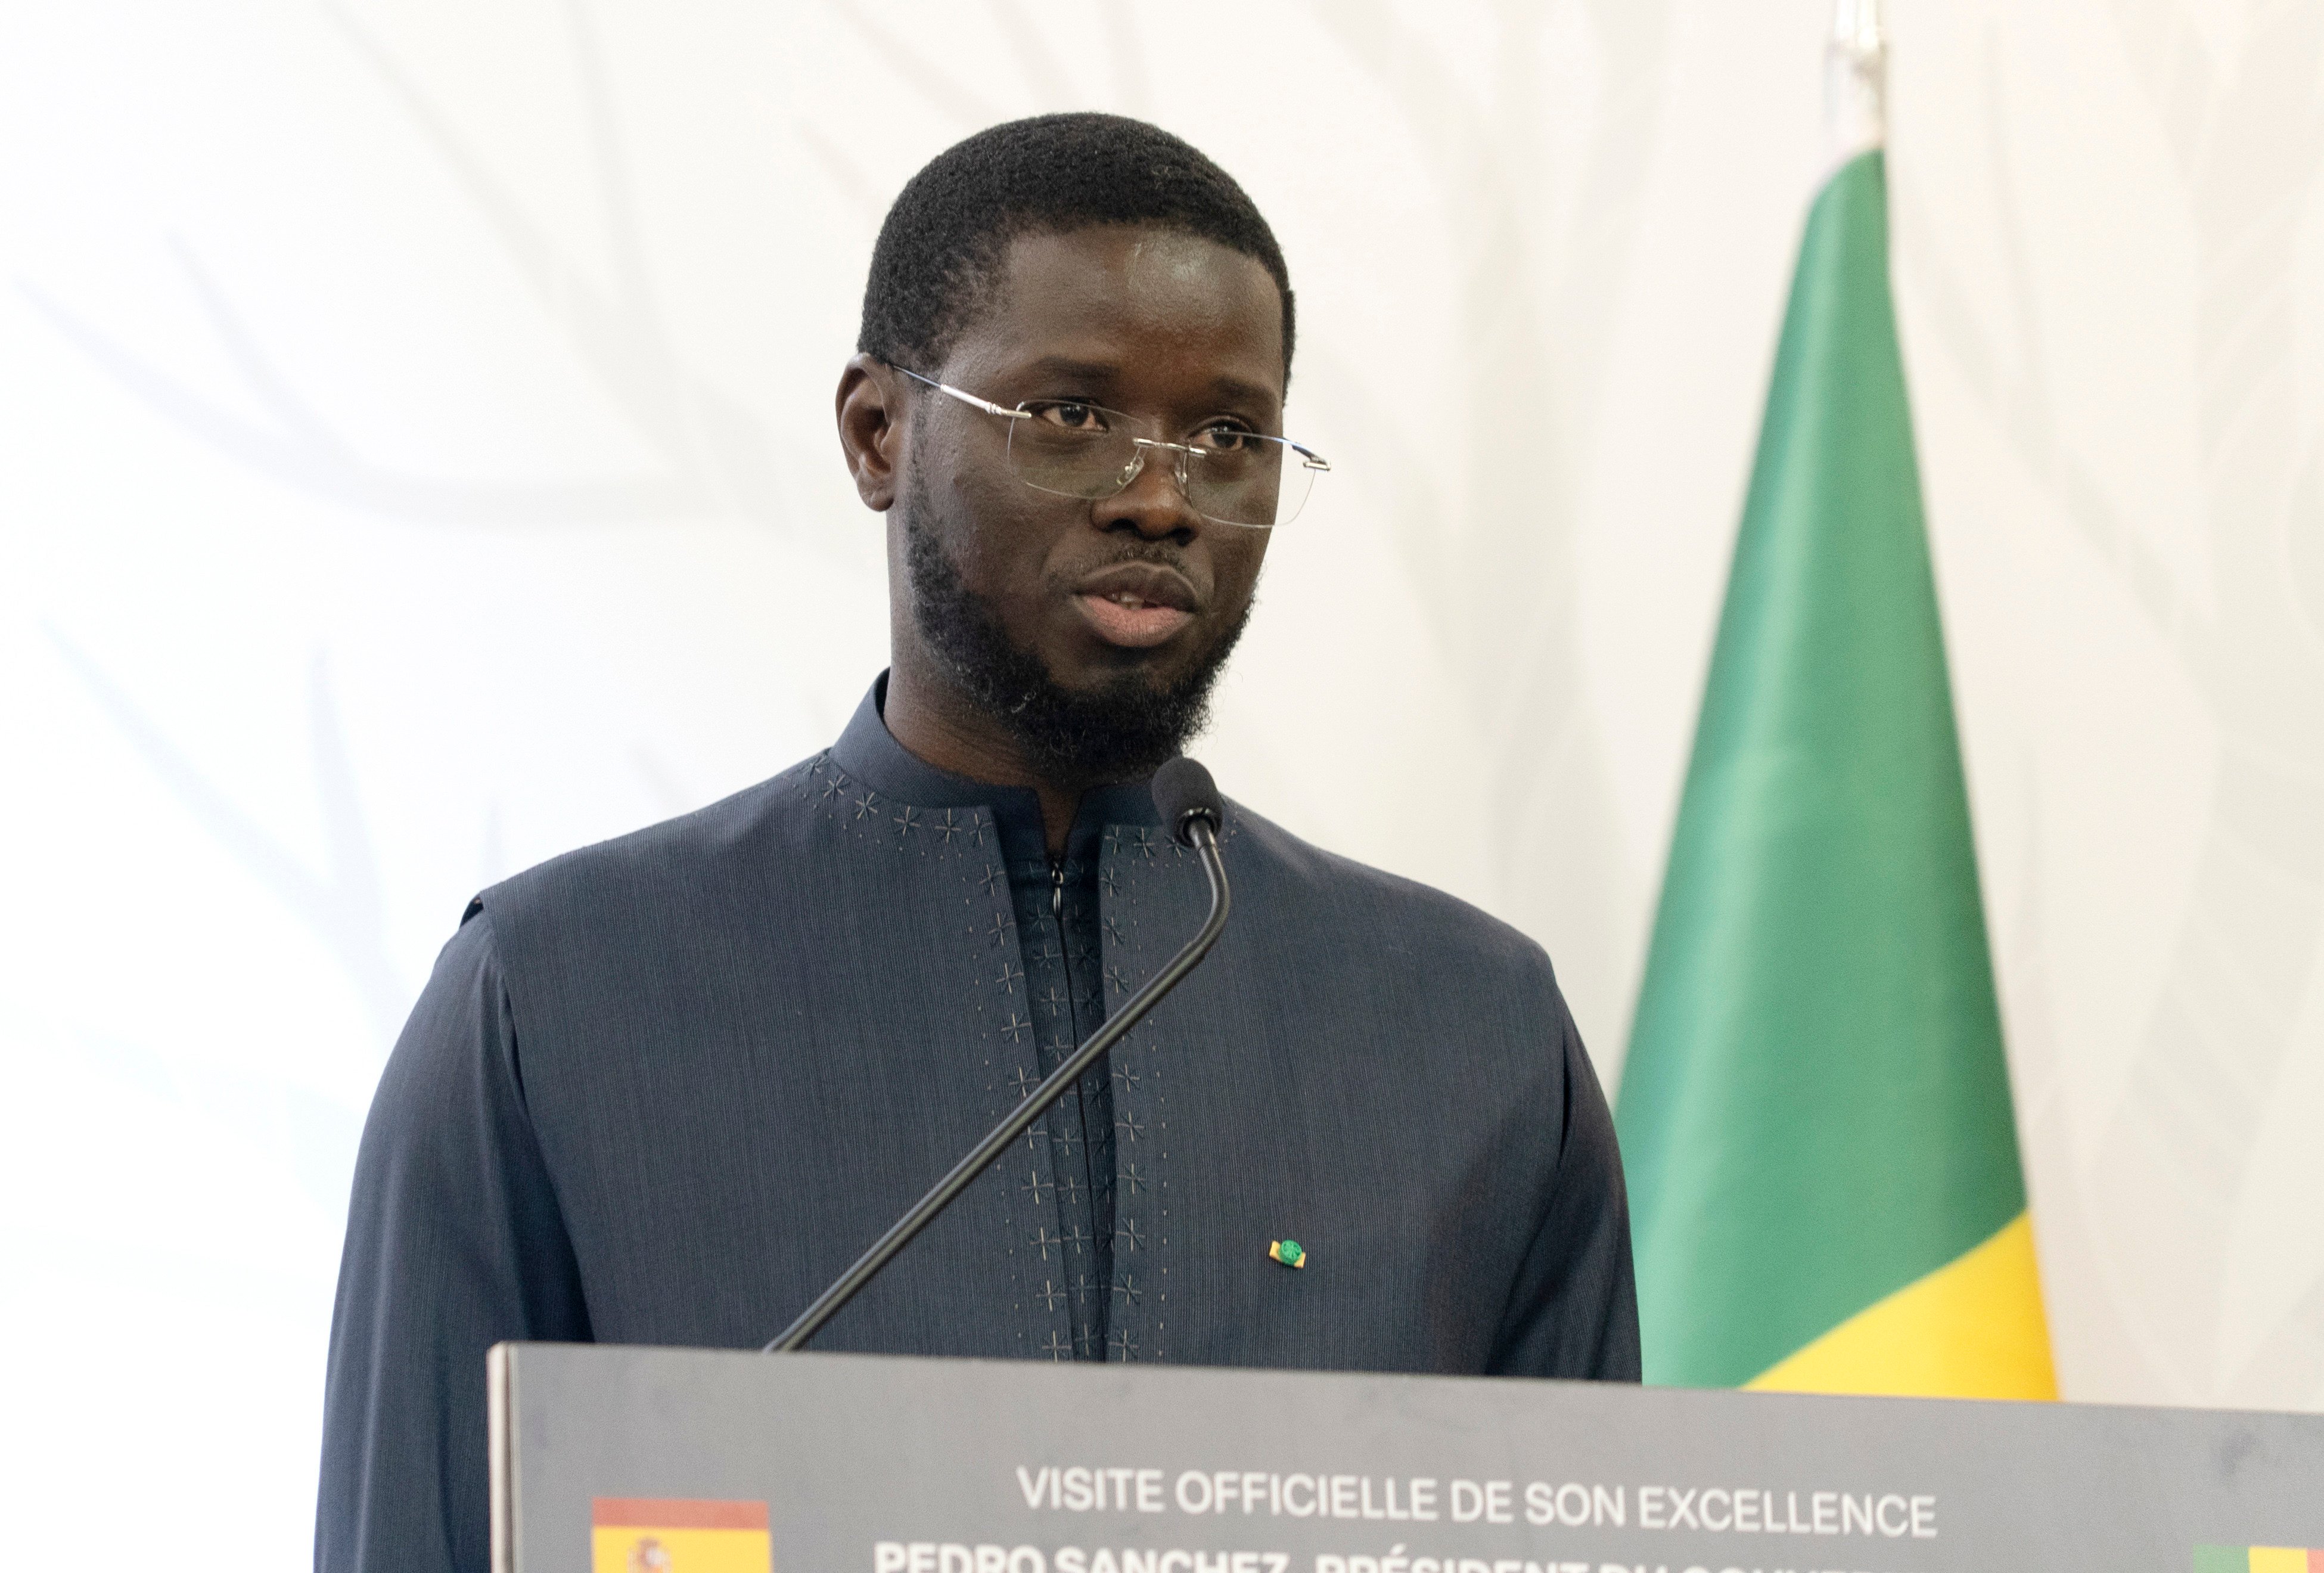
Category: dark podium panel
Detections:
[{"x1": 490, "y1": 1343, "x2": 2323, "y2": 1573}]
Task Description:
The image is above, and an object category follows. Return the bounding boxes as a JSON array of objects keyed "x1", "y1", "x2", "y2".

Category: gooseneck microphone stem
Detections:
[{"x1": 765, "y1": 815, "x2": 1230, "y2": 1354}]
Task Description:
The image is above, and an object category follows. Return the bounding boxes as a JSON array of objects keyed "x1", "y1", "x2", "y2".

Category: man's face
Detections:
[{"x1": 884, "y1": 225, "x2": 1284, "y2": 774}]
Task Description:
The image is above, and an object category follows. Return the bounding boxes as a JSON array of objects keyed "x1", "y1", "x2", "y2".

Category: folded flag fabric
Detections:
[
  {"x1": 1614, "y1": 147, "x2": 2055, "y2": 1400},
  {"x1": 592, "y1": 1498, "x2": 772, "y2": 1573}
]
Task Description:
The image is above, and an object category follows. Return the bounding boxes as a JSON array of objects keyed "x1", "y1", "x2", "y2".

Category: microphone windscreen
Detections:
[{"x1": 1151, "y1": 756, "x2": 1225, "y2": 847}]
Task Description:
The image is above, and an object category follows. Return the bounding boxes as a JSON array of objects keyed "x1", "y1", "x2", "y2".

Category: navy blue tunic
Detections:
[
  {"x1": 316, "y1": 678, "x2": 1639, "y2": 1573},
  {"x1": 999, "y1": 815, "x2": 1117, "y2": 1357}
]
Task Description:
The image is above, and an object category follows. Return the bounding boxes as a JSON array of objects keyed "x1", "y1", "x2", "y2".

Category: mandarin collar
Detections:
[{"x1": 829, "y1": 674, "x2": 1164, "y2": 867}]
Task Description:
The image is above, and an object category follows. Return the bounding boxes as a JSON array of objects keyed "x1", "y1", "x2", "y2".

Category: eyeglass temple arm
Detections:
[
  {"x1": 889, "y1": 363, "x2": 1028, "y2": 423},
  {"x1": 1127, "y1": 435, "x2": 1332, "y2": 475}
]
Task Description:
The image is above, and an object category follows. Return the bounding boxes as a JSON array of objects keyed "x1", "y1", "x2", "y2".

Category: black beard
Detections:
[{"x1": 902, "y1": 507, "x2": 1248, "y2": 784}]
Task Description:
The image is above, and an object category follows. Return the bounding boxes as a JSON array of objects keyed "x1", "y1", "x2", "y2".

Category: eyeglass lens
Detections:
[{"x1": 1004, "y1": 402, "x2": 1322, "y2": 528}]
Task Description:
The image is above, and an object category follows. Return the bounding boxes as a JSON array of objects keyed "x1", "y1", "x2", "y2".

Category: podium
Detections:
[{"x1": 490, "y1": 1342, "x2": 2324, "y2": 1573}]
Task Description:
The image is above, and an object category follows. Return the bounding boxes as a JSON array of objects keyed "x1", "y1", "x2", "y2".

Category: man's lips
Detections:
[
  {"x1": 1076, "y1": 592, "x2": 1195, "y2": 648},
  {"x1": 1071, "y1": 562, "x2": 1201, "y2": 650}
]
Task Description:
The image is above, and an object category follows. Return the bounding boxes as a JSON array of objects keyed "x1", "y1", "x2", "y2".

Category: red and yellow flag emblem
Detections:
[{"x1": 591, "y1": 1498, "x2": 771, "y2": 1573}]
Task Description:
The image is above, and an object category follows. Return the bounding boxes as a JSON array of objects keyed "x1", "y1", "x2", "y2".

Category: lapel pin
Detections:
[{"x1": 1268, "y1": 1239, "x2": 1307, "y2": 1269}]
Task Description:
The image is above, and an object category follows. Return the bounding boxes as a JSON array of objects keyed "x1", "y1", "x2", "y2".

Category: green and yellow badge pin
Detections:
[{"x1": 1268, "y1": 1239, "x2": 1307, "y2": 1269}]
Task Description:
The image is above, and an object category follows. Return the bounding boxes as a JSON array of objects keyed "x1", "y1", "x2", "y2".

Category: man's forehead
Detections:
[{"x1": 959, "y1": 224, "x2": 1285, "y2": 388}]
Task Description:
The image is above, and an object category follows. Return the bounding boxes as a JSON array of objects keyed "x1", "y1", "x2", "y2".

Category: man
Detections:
[{"x1": 318, "y1": 113, "x2": 1637, "y2": 1573}]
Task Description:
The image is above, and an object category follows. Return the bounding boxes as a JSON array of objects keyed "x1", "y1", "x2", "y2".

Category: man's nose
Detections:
[{"x1": 1093, "y1": 444, "x2": 1204, "y2": 542}]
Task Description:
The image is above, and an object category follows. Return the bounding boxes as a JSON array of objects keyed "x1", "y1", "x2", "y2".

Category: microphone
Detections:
[
  {"x1": 1149, "y1": 756, "x2": 1224, "y2": 851},
  {"x1": 765, "y1": 758, "x2": 1232, "y2": 1353}
]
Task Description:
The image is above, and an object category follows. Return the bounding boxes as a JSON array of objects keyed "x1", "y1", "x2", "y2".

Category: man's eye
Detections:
[
  {"x1": 1193, "y1": 424, "x2": 1258, "y2": 452},
  {"x1": 1032, "y1": 402, "x2": 1107, "y2": 432}
]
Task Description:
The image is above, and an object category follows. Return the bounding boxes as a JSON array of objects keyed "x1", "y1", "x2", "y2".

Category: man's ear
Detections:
[{"x1": 837, "y1": 353, "x2": 903, "y2": 511}]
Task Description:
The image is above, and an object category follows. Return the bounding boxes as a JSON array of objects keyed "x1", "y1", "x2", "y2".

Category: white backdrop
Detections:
[{"x1": 3, "y1": 1, "x2": 2320, "y2": 1565}]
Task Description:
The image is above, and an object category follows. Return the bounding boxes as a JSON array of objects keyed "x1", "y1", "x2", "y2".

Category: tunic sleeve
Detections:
[
  {"x1": 316, "y1": 907, "x2": 593, "y2": 1573},
  {"x1": 1486, "y1": 1000, "x2": 1643, "y2": 1381}
]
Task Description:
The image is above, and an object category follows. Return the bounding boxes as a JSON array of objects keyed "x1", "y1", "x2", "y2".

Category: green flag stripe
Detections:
[{"x1": 1616, "y1": 151, "x2": 2028, "y2": 1389}]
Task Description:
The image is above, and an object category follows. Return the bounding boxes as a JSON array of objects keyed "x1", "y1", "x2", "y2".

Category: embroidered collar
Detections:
[{"x1": 829, "y1": 674, "x2": 1164, "y2": 869}]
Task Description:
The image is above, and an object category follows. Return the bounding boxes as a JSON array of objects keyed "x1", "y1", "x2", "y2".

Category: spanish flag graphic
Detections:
[
  {"x1": 592, "y1": 1498, "x2": 772, "y2": 1573},
  {"x1": 2194, "y1": 1551, "x2": 2324, "y2": 1572}
]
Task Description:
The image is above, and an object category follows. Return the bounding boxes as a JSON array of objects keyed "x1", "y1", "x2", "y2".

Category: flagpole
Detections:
[{"x1": 1826, "y1": 0, "x2": 1888, "y2": 170}]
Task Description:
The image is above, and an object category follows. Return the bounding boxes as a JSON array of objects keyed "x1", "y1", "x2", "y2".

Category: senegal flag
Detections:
[
  {"x1": 1614, "y1": 146, "x2": 2056, "y2": 1400},
  {"x1": 2195, "y1": 1552, "x2": 2324, "y2": 1573}
]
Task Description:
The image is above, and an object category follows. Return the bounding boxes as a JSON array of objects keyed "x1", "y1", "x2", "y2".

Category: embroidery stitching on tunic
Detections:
[{"x1": 818, "y1": 777, "x2": 1052, "y2": 1352}]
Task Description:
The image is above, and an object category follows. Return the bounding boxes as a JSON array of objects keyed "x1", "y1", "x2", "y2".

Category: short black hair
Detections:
[{"x1": 858, "y1": 112, "x2": 1294, "y2": 378}]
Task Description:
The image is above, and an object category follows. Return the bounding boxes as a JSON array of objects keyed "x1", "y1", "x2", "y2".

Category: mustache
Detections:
[
  {"x1": 1086, "y1": 541, "x2": 1193, "y2": 570},
  {"x1": 1063, "y1": 541, "x2": 1202, "y2": 590}
]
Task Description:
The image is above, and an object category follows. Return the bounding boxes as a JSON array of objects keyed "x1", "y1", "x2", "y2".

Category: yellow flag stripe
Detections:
[
  {"x1": 591, "y1": 1526, "x2": 772, "y2": 1573},
  {"x1": 2250, "y1": 1549, "x2": 2314, "y2": 1573},
  {"x1": 1745, "y1": 1212, "x2": 2056, "y2": 1400}
]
